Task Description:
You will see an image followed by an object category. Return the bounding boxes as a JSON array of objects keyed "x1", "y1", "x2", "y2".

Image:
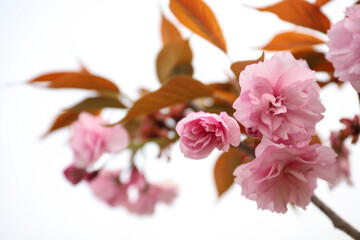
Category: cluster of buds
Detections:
[{"x1": 140, "y1": 104, "x2": 187, "y2": 141}]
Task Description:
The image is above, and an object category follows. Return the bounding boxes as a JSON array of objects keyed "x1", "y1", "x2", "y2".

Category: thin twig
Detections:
[
  {"x1": 311, "y1": 195, "x2": 360, "y2": 240},
  {"x1": 237, "y1": 142, "x2": 360, "y2": 238}
]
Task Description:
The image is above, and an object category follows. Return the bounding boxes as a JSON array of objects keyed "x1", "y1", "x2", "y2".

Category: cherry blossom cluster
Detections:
[
  {"x1": 63, "y1": 112, "x2": 177, "y2": 215},
  {"x1": 176, "y1": 52, "x2": 342, "y2": 213},
  {"x1": 45, "y1": 2, "x2": 360, "y2": 218}
]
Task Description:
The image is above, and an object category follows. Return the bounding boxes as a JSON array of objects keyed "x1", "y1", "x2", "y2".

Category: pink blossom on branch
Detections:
[
  {"x1": 125, "y1": 168, "x2": 178, "y2": 215},
  {"x1": 329, "y1": 132, "x2": 352, "y2": 188},
  {"x1": 233, "y1": 52, "x2": 325, "y2": 145},
  {"x1": 70, "y1": 112, "x2": 129, "y2": 169},
  {"x1": 326, "y1": 4, "x2": 360, "y2": 92},
  {"x1": 88, "y1": 169, "x2": 129, "y2": 207},
  {"x1": 87, "y1": 168, "x2": 177, "y2": 215},
  {"x1": 175, "y1": 111, "x2": 241, "y2": 159},
  {"x1": 126, "y1": 181, "x2": 178, "y2": 215},
  {"x1": 234, "y1": 138, "x2": 337, "y2": 213}
]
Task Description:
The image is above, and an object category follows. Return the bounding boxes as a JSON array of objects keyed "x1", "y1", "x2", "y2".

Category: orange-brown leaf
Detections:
[
  {"x1": 69, "y1": 96, "x2": 126, "y2": 112},
  {"x1": 121, "y1": 76, "x2": 213, "y2": 122},
  {"x1": 262, "y1": 31, "x2": 324, "y2": 51},
  {"x1": 231, "y1": 52, "x2": 265, "y2": 80},
  {"x1": 43, "y1": 97, "x2": 123, "y2": 136},
  {"x1": 169, "y1": 0, "x2": 227, "y2": 52},
  {"x1": 291, "y1": 48, "x2": 334, "y2": 72},
  {"x1": 315, "y1": 0, "x2": 331, "y2": 7},
  {"x1": 208, "y1": 83, "x2": 233, "y2": 92},
  {"x1": 156, "y1": 39, "x2": 193, "y2": 84},
  {"x1": 214, "y1": 147, "x2": 249, "y2": 197},
  {"x1": 161, "y1": 15, "x2": 182, "y2": 44},
  {"x1": 257, "y1": 0, "x2": 330, "y2": 33},
  {"x1": 29, "y1": 72, "x2": 120, "y2": 94},
  {"x1": 44, "y1": 109, "x2": 100, "y2": 137},
  {"x1": 213, "y1": 90, "x2": 237, "y2": 104}
]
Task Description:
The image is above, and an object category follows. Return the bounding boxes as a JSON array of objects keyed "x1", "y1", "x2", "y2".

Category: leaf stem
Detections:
[{"x1": 311, "y1": 195, "x2": 360, "y2": 240}]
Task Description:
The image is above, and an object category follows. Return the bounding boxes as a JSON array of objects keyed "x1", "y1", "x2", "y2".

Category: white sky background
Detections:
[{"x1": 0, "y1": 0, "x2": 359, "y2": 239}]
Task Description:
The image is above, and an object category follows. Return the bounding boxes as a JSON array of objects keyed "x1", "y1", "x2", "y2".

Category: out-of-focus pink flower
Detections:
[
  {"x1": 330, "y1": 132, "x2": 352, "y2": 188},
  {"x1": 127, "y1": 182, "x2": 178, "y2": 215},
  {"x1": 233, "y1": 52, "x2": 325, "y2": 145},
  {"x1": 234, "y1": 138, "x2": 337, "y2": 213},
  {"x1": 175, "y1": 111, "x2": 241, "y2": 159},
  {"x1": 88, "y1": 169, "x2": 129, "y2": 207},
  {"x1": 326, "y1": 5, "x2": 360, "y2": 92},
  {"x1": 340, "y1": 115, "x2": 360, "y2": 144},
  {"x1": 88, "y1": 167, "x2": 177, "y2": 215},
  {"x1": 71, "y1": 112, "x2": 129, "y2": 169}
]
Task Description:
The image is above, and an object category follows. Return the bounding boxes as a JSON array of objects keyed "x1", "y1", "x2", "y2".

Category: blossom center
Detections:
[{"x1": 267, "y1": 95, "x2": 286, "y2": 115}]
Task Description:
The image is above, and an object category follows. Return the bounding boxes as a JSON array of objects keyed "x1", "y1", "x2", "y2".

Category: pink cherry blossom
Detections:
[
  {"x1": 326, "y1": 4, "x2": 360, "y2": 92},
  {"x1": 88, "y1": 167, "x2": 177, "y2": 215},
  {"x1": 233, "y1": 52, "x2": 325, "y2": 145},
  {"x1": 123, "y1": 168, "x2": 177, "y2": 215},
  {"x1": 329, "y1": 132, "x2": 352, "y2": 188},
  {"x1": 88, "y1": 169, "x2": 129, "y2": 207},
  {"x1": 126, "y1": 181, "x2": 178, "y2": 216},
  {"x1": 175, "y1": 111, "x2": 241, "y2": 159},
  {"x1": 71, "y1": 112, "x2": 129, "y2": 169},
  {"x1": 234, "y1": 138, "x2": 337, "y2": 213}
]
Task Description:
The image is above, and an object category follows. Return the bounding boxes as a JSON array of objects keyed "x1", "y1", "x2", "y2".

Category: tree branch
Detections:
[
  {"x1": 311, "y1": 195, "x2": 360, "y2": 240},
  {"x1": 237, "y1": 142, "x2": 360, "y2": 239}
]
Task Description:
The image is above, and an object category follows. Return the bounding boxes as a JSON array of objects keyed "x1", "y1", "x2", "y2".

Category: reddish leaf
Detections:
[
  {"x1": 262, "y1": 31, "x2": 324, "y2": 51},
  {"x1": 121, "y1": 76, "x2": 213, "y2": 122},
  {"x1": 291, "y1": 48, "x2": 334, "y2": 72},
  {"x1": 214, "y1": 147, "x2": 251, "y2": 197},
  {"x1": 29, "y1": 72, "x2": 120, "y2": 94},
  {"x1": 156, "y1": 39, "x2": 193, "y2": 84},
  {"x1": 257, "y1": 0, "x2": 330, "y2": 33},
  {"x1": 169, "y1": 0, "x2": 227, "y2": 52},
  {"x1": 231, "y1": 52, "x2": 265, "y2": 80},
  {"x1": 213, "y1": 90, "x2": 237, "y2": 104},
  {"x1": 44, "y1": 109, "x2": 99, "y2": 137},
  {"x1": 315, "y1": 0, "x2": 331, "y2": 7},
  {"x1": 43, "y1": 97, "x2": 124, "y2": 136},
  {"x1": 161, "y1": 15, "x2": 182, "y2": 44},
  {"x1": 46, "y1": 110, "x2": 80, "y2": 135},
  {"x1": 208, "y1": 83, "x2": 234, "y2": 92},
  {"x1": 68, "y1": 96, "x2": 126, "y2": 112}
]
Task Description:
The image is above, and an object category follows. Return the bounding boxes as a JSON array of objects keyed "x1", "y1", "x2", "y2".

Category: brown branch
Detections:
[
  {"x1": 311, "y1": 195, "x2": 360, "y2": 240},
  {"x1": 236, "y1": 142, "x2": 360, "y2": 238}
]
